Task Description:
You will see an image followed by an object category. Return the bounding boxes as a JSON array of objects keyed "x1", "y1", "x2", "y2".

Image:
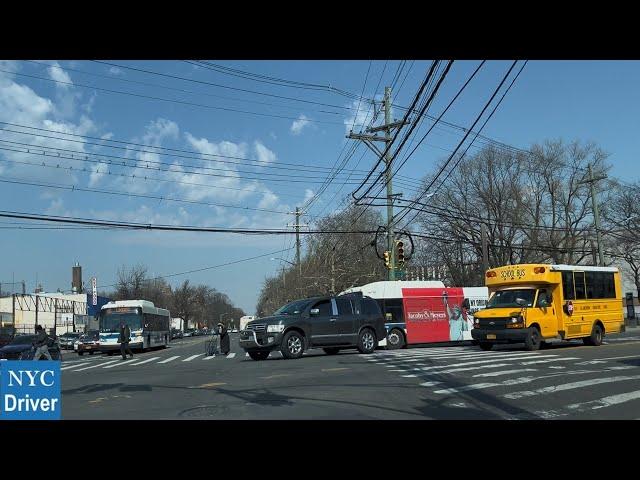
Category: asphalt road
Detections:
[{"x1": 58, "y1": 330, "x2": 640, "y2": 419}]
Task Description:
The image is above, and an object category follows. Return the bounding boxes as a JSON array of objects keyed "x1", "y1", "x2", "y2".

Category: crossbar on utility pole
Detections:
[
  {"x1": 347, "y1": 86, "x2": 408, "y2": 281},
  {"x1": 578, "y1": 163, "x2": 607, "y2": 266}
]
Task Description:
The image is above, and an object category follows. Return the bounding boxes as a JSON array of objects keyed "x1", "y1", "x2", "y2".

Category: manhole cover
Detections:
[{"x1": 179, "y1": 405, "x2": 232, "y2": 418}]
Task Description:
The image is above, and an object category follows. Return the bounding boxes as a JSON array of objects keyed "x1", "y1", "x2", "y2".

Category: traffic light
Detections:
[
  {"x1": 396, "y1": 240, "x2": 405, "y2": 267},
  {"x1": 383, "y1": 250, "x2": 391, "y2": 269}
]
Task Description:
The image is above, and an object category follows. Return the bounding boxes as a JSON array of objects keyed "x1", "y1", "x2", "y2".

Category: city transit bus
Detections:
[
  {"x1": 339, "y1": 281, "x2": 488, "y2": 348},
  {"x1": 471, "y1": 264, "x2": 625, "y2": 351},
  {"x1": 98, "y1": 300, "x2": 171, "y2": 354}
]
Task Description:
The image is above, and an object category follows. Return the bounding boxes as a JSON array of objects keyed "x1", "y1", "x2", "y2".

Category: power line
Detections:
[
  {"x1": 395, "y1": 60, "x2": 521, "y2": 229},
  {"x1": 92, "y1": 60, "x2": 362, "y2": 111},
  {"x1": 0, "y1": 121, "x2": 423, "y2": 186},
  {"x1": 1, "y1": 68, "x2": 353, "y2": 127},
  {"x1": 23, "y1": 60, "x2": 345, "y2": 116},
  {"x1": 97, "y1": 247, "x2": 296, "y2": 290}
]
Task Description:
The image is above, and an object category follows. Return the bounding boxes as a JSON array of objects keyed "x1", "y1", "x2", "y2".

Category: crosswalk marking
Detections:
[
  {"x1": 473, "y1": 368, "x2": 538, "y2": 378},
  {"x1": 520, "y1": 357, "x2": 580, "y2": 365},
  {"x1": 130, "y1": 357, "x2": 160, "y2": 366},
  {"x1": 504, "y1": 374, "x2": 640, "y2": 399},
  {"x1": 183, "y1": 354, "x2": 202, "y2": 362},
  {"x1": 204, "y1": 354, "x2": 216, "y2": 360},
  {"x1": 103, "y1": 359, "x2": 136, "y2": 368},
  {"x1": 567, "y1": 389, "x2": 640, "y2": 411},
  {"x1": 158, "y1": 355, "x2": 180, "y2": 364},
  {"x1": 432, "y1": 363, "x2": 511, "y2": 374},
  {"x1": 227, "y1": 353, "x2": 236, "y2": 359},
  {"x1": 74, "y1": 360, "x2": 120, "y2": 371},
  {"x1": 61, "y1": 362, "x2": 89, "y2": 370},
  {"x1": 416, "y1": 354, "x2": 559, "y2": 372}
]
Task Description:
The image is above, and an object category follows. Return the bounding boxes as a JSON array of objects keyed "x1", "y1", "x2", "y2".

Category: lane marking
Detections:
[
  {"x1": 130, "y1": 357, "x2": 160, "y2": 366},
  {"x1": 322, "y1": 367, "x2": 349, "y2": 372},
  {"x1": 226, "y1": 353, "x2": 236, "y2": 359},
  {"x1": 204, "y1": 355, "x2": 216, "y2": 360},
  {"x1": 158, "y1": 355, "x2": 180, "y2": 364},
  {"x1": 473, "y1": 368, "x2": 538, "y2": 378},
  {"x1": 261, "y1": 374, "x2": 291, "y2": 379},
  {"x1": 183, "y1": 354, "x2": 202, "y2": 362},
  {"x1": 188, "y1": 382, "x2": 227, "y2": 389},
  {"x1": 520, "y1": 357, "x2": 580, "y2": 365},
  {"x1": 61, "y1": 362, "x2": 90, "y2": 371},
  {"x1": 103, "y1": 359, "x2": 136, "y2": 368},
  {"x1": 567, "y1": 389, "x2": 640, "y2": 412},
  {"x1": 504, "y1": 374, "x2": 640, "y2": 399},
  {"x1": 74, "y1": 360, "x2": 120, "y2": 371}
]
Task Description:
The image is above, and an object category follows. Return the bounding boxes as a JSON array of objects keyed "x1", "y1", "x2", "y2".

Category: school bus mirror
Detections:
[{"x1": 538, "y1": 298, "x2": 548, "y2": 308}]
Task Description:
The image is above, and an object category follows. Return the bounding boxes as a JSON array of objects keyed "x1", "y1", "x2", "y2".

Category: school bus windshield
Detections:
[{"x1": 486, "y1": 289, "x2": 536, "y2": 309}]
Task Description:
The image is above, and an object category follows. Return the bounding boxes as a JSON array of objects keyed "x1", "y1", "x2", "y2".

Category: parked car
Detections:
[
  {"x1": 59, "y1": 332, "x2": 82, "y2": 350},
  {"x1": 183, "y1": 329, "x2": 195, "y2": 337},
  {"x1": 0, "y1": 334, "x2": 62, "y2": 360},
  {"x1": 76, "y1": 330, "x2": 100, "y2": 356},
  {"x1": 239, "y1": 292, "x2": 386, "y2": 360},
  {"x1": 231, "y1": 329, "x2": 238, "y2": 333},
  {"x1": 0, "y1": 326, "x2": 15, "y2": 348},
  {"x1": 170, "y1": 329, "x2": 183, "y2": 340}
]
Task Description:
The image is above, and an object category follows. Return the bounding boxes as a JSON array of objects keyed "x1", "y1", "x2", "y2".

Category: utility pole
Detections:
[
  {"x1": 579, "y1": 163, "x2": 607, "y2": 266},
  {"x1": 331, "y1": 249, "x2": 335, "y2": 295},
  {"x1": 481, "y1": 224, "x2": 489, "y2": 273},
  {"x1": 287, "y1": 207, "x2": 307, "y2": 277},
  {"x1": 347, "y1": 86, "x2": 408, "y2": 281}
]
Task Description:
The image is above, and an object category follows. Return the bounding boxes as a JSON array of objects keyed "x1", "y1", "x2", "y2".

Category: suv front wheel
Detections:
[
  {"x1": 357, "y1": 328, "x2": 377, "y2": 354},
  {"x1": 281, "y1": 331, "x2": 305, "y2": 359}
]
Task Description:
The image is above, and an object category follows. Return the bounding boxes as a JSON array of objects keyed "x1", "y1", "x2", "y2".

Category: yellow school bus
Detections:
[{"x1": 471, "y1": 264, "x2": 624, "y2": 351}]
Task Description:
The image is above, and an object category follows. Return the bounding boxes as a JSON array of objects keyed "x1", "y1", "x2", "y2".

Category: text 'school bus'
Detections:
[
  {"x1": 98, "y1": 300, "x2": 171, "y2": 354},
  {"x1": 471, "y1": 264, "x2": 625, "y2": 351},
  {"x1": 339, "y1": 281, "x2": 489, "y2": 349}
]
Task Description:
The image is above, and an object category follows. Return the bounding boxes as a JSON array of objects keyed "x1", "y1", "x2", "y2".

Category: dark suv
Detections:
[{"x1": 239, "y1": 293, "x2": 386, "y2": 360}]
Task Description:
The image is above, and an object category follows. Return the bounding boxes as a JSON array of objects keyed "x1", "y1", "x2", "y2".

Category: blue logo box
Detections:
[{"x1": 0, "y1": 361, "x2": 61, "y2": 420}]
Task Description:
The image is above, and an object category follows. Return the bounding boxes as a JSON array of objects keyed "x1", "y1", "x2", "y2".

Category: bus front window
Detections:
[
  {"x1": 100, "y1": 313, "x2": 143, "y2": 332},
  {"x1": 486, "y1": 289, "x2": 536, "y2": 309}
]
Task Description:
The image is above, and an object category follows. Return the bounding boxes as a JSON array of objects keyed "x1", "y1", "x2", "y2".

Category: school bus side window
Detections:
[
  {"x1": 562, "y1": 271, "x2": 575, "y2": 300},
  {"x1": 574, "y1": 272, "x2": 586, "y2": 299}
]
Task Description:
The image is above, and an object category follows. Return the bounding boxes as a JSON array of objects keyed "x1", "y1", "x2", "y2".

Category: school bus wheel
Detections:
[
  {"x1": 525, "y1": 326, "x2": 541, "y2": 351},
  {"x1": 583, "y1": 323, "x2": 604, "y2": 346}
]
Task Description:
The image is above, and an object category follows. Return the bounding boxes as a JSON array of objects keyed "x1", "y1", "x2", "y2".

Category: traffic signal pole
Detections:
[{"x1": 348, "y1": 87, "x2": 407, "y2": 280}]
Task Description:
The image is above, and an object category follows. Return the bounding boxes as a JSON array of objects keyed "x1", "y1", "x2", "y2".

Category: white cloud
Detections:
[
  {"x1": 254, "y1": 141, "x2": 276, "y2": 166},
  {"x1": 269, "y1": 132, "x2": 277, "y2": 140},
  {"x1": 47, "y1": 62, "x2": 73, "y2": 89},
  {"x1": 108, "y1": 66, "x2": 123, "y2": 76},
  {"x1": 257, "y1": 190, "x2": 279, "y2": 210},
  {"x1": 290, "y1": 114, "x2": 310, "y2": 135},
  {"x1": 344, "y1": 100, "x2": 374, "y2": 134},
  {"x1": 303, "y1": 188, "x2": 315, "y2": 204}
]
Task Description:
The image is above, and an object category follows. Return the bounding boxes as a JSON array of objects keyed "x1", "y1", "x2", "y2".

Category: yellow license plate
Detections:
[{"x1": 486, "y1": 334, "x2": 496, "y2": 340}]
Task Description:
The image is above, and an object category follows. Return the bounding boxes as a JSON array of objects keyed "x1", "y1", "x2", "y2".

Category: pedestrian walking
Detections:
[
  {"x1": 218, "y1": 322, "x2": 230, "y2": 355},
  {"x1": 119, "y1": 322, "x2": 134, "y2": 360},
  {"x1": 32, "y1": 325, "x2": 52, "y2": 361}
]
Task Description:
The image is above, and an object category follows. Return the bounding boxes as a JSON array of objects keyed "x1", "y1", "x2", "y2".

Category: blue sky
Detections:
[{"x1": 0, "y1": 60, "x2": 638, "y2": 314}]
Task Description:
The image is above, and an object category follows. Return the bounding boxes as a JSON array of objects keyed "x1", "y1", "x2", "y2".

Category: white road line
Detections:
[
  {"x1": 581, "y1": 354, "x2": 638, "y2": 362},
  {"x1": 74, "y1": 360, "x2": 120, "y2": 371},
  {"x1": 182, "y1": 354, "x2": 202, "y2": 362},
  {"x1": 204, "y1": 354, "x2": 217, "y2": 360},
  {"x1": 419, "y1": 381, "x2": 443, "y2": 387},
  {"x1": 130, "y1": 357, "x2": 160, "y2": 366},
  {"x1": 473, "y1": 368, "x2": 538, "y2": 378},
  {"x1": 520, "y1": 357, "x2": 580, "y2": 365},
  {"x1": 568, "y1": 390, "x2": 640, "y2": 412},
  {"x1": 245, "y1": 352, "x2": 249, "y2": 357},
  {"x1": 375, "y1": 351, "x2": 543, "y2": 363},
  {"x1": 158, "y1": 355, "x2": 180, "y2": 364},
  {"x1": 417, "y1": 354, "x2": 559, "y2": 372},
  {"x1": 504, "y1": 374, "x2": 640, "y2": 399},
  {"x1": 104, "y1": 359, "x2": 136, "y2": 368},
  {"x1": 227, "y1": 353, "x2": 236, "y2": 359},
  {"x1": 430, "y1": 363, "x2": 511, "y2": 374},
  {"x1": 61, "y1": 362, "x2": 90, "y2": 371}
]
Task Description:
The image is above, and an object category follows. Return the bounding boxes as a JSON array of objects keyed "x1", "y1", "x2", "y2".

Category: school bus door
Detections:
[{"x1": 534, "y1": 287, "x2": 557, "y2": 338}]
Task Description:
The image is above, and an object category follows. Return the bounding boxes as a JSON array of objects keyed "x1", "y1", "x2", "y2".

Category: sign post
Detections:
[{"x1": 91, "y1": 277, "x2": 97, "y2": 307}]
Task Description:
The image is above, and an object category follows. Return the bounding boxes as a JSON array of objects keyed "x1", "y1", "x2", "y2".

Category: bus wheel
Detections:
[
  {"x1": 386, "y1": 329, "x2": 405, "y2": 350},
  {"x1": 584, "y1": 324, "x2": 603, "y2": 346},
  {"x1": 525, "y1": 327, "x2": 541, "y2": 351},
  {"x1": 479, "y1": 342, "x2": 493, "y2": 351}
]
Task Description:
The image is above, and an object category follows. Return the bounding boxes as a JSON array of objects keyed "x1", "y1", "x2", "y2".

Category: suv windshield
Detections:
[
  {"x1": 486, "y1": 289, "x2": 536, "y2": 309},
  {"x1": 274, "y1": 299, "x2": 313, "y2": 316}
]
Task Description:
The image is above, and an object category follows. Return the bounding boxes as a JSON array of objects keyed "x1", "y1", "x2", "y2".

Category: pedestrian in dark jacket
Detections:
[
  {"x1": 118, "y1": 322, "x2": 134, "y2": 360},
  {"x1": 33, "y1": 325, "x2": 52, "y2": 361},
  {"x1": 218, "y1": 322, "x2": 230, "y2": 355}
]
